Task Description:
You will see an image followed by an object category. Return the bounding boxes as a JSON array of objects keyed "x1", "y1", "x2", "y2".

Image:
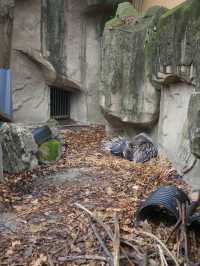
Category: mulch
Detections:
[{"x1": 0, "y1": 125, "x2": 199, "y2": 266}]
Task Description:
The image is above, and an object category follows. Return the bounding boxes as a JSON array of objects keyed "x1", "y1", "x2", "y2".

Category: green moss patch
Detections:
[
  {"x1": 105, "y1": 17, "x2": 123, "y2": 28},
  {"x1": 38, "y1": 139, "x2": 61, "y2": 164}
]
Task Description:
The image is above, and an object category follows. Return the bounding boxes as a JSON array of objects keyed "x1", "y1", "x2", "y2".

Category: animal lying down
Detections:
[{"x1": 109, "y1": 133, "x2": 158, "y2": 163}]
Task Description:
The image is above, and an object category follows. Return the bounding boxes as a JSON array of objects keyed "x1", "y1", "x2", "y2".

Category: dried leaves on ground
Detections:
[{"x1": 0, "y1": 125, "x2": 199, "y2": 265}]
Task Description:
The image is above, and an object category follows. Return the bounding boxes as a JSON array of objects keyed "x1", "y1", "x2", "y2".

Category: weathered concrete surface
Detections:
[
  {"x1": 7, "y1": 0, "x2": 200, "y2": 188},
  {"x1": 188, "y1": 93, "x2": 200, "y2": 159},
  {"x1": 145, "y1": 0, "x2": 200, "y2": 187},
  {"x1": 11, "y1": 0, "x2": 106, "y2": 123},
  {"x1": 146, "y1": 0, "x2": 200, "y2": 88},
  {"x1": 100, "y1": 4, "x2": 165, "y2": 127},
  {"x1": 184, "y1": 160, "x2": 200, "y2": 189},
  {"x1": 0, "y1": 0, "x2": 15, "y2": 68},
  {"x1": 12, "y1": 50, "x2": 50, "y2": 123},
  {"x1": 100, "y1": 0, "x2": 200, "y2": 188},
  {"x1": 158, "y1": 82, "x2": 196, "y2": 174},
  {"x1": 15, "y1": 48, "x2": 81, "y2": 92},
  {"x1": 0, "y1": 123, "x2": 38, "y2": 174},
  {"x1": 63, "y1": 0, "x2": 105, "y2": 122},
  {"x1": 11, "y1": 0, "x2": 49, "y2": 123}
]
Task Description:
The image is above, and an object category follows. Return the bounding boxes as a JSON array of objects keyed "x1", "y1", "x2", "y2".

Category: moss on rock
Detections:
[
  {"x1": 105, "y1": 2, "x2": 138, "y2": 28},
  {"x1": 38, "y1": 139, "x2": 61, "y2": 165},
  {"x1": 105, "y1": 17, "x2": 123, "y2": 28},
  {"x1": 116, "y1": 2, "x2": 138, "y2": 19},
  {"x1": 101, "y1": 5, "x2": 166, "y2": 127},
  {"x1": 145, "y1": 0, "x2": 200, "y2": 87}
]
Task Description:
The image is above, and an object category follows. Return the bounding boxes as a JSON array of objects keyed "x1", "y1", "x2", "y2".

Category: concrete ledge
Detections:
[{"x1": 14, "y1": 48, "x2": 82, "y2": 92}]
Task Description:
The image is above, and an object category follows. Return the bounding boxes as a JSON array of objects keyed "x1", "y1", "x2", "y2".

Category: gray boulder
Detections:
[{"x1": 0, "y1": 123, "x2": 38, "y2": 173}]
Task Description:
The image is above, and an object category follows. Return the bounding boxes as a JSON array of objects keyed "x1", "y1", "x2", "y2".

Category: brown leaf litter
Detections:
[{"x1": 0, "y1": 125, "x2": 199, "y2": 266}]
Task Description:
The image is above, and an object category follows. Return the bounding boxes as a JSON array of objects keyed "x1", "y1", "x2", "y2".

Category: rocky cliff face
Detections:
[
  {"x1": 1, "y1": 0, "x2": 200, "y2": 186},
  {"x1": 41, "y1": 0, "x2": 65, "y2": 75},
  {"x1": 100, "y1": 4, "x2": 165, "y2": 127},
  {"x1": 100, "y1": 0, "x2": 200, "y2": 187},
  {"x1": 11, "y1": 0, "x2": 118, "y2": 124},
  {"x1": 0, "y1": 0, "x2": 15, "y2": 68}
]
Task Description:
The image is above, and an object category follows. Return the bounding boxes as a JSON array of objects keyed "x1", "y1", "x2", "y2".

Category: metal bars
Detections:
[{"x1": 50, "y1": 87, "x2": 70, "y2": 120}]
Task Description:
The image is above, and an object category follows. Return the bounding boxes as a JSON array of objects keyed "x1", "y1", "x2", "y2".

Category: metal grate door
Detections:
[{"x1": 50, "y1": 87, "x2": 70, "y2": 119}]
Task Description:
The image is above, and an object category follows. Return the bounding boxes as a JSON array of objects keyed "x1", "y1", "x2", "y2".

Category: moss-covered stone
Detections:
[
  {"x1": 145, "y1": 0, "x2": 200, "y2": 87},
  {"x1": 105, "y1": 2, "x2": 139, "y2": 28},
  {"x1": 116, "y1": 2, "x2": 138, "y2": 19},
  {"x1": 38, "y1": 139, "x2": 61, "y2": 165},
  {"x1": 105, "y1": 17, "x2": 123, "y2": 28}
]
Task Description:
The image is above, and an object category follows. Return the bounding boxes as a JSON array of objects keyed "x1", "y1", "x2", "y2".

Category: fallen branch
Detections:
[
  {"x1": 120, "y1": 247, "x2": 137, "y2": 266},
  {"x1": 177, "y1": 202, "x2": 189, "y2": 264},
  {"x1": 120, "y1": 238, "x2": 141, "y2": 255},
  {"x1": 90, "y1": 222, "x2": 113, "y2": 261},
  {"x1": 58, "y1": 255, "x2": 108, "y2": 262},
  {"x1": 75, "y1": 203, "x2": 139, "y2": 265},
  {"x1": 75, "y1": 203, "x2": 147, "y2": 266},
  {"x1": 75, "y1": 202, "x2": 113, "y2": 239},
  {"x1": 113, "y1": 214, "x2": 120, "y2": 266},
  {"x1": 137, "y1": 230, "x2": 180, "y2": 266},
  {"x1": 157, "y1": 244, "x2": 168, "y2": 266},
  {"x1": 120, "y1": 240, "x2": 146, "y2": 266},
  {"x1": 165, "y1": 219, "x2": 181, "y2": 244}
]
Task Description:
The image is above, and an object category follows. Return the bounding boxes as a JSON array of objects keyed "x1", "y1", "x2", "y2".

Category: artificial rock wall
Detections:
[
  {"x1": 2, "y1": 0, "x2": 200, "y2": 186},
  {"x1": 0, "y1": 0, "x2": 15, "y2": 68},
  {"x1": 11, "y1": 0, "x2": 49, "y2": 123},
  {"x1": 11, "y1": 0, "x2": 118, "y2": 124},
  {"x1": 100, "y1": 0, "x2": 200, "y2": 187}
]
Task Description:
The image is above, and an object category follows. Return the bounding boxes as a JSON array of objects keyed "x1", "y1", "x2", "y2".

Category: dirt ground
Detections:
[{"x1": 0, "y1": 125, "x2": 199, "y2": 266}]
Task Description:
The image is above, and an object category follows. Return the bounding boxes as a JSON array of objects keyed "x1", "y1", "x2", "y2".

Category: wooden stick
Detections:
[
  {"x1": 47, "y1": 254, "x2": 55, "y2": 266},
  {"x1": 75, "y1": 203, "x2": 142, "y2": 265},
  {"x1": 90, "y1": 222, "x2": 113, "y2": 260},
  {"x1": 178, "y1": 203, "x2": 189, "y2": 264},
  {"x1": 120, "y1": 246, "x2": 136, "y2": 266},
  {"x1": 75, "y1": 203, "x2": 113, "y2": 239},
  {"x1": 157, "y1": 245, "x2": 168, "y2": 266},
  {"x1": 120, "y1": 238, "x2": 141, "y2": 255},
  {"x1": 58, "y1": 255, "x2": 108, "y2": 262},
  {"x1": 137, "y1": 230, "x2": 180, "y2": 266},
  {"x1": 165, "y1": 219, "x2": 181, "y2": 244},
  {"x1": 113, "y1": 214, "x2": 120, "y2": 266}
]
